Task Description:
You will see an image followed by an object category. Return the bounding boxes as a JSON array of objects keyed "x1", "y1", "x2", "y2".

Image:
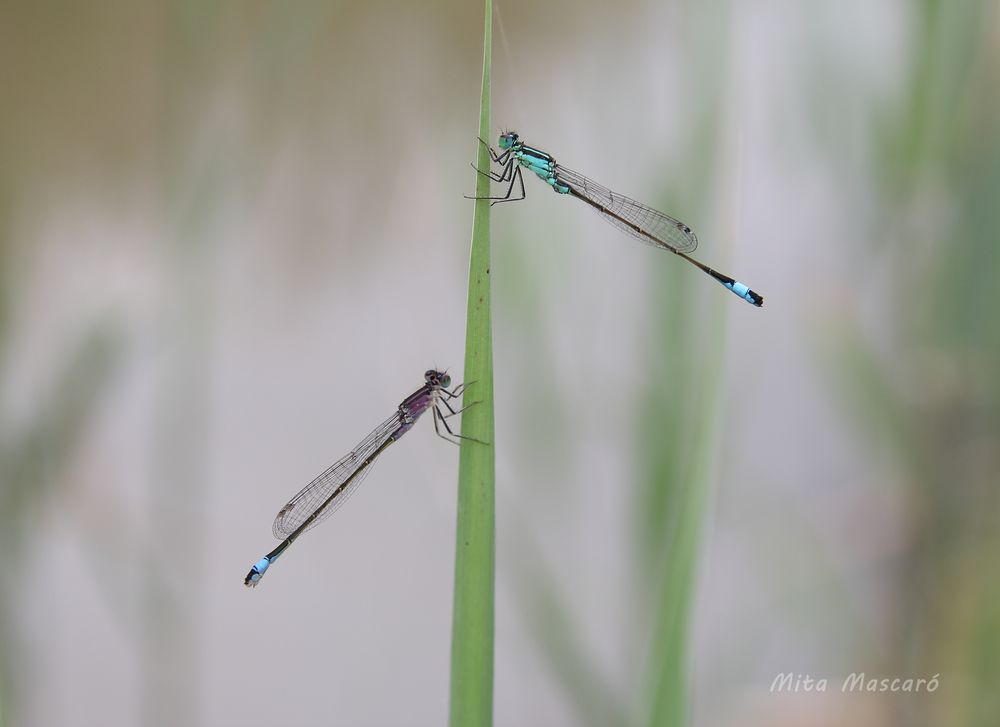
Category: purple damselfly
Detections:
[{"x1": 244, "y1": 369, "x2": 477, "y2": 587}]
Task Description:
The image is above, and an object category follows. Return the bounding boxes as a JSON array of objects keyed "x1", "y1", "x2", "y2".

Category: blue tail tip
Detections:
[
  {"x1": 726, "y1": 280, "x2": 764, "y2": 307},
  {"x1": 244, "y1": 557, "x2": 271, "y2": 588}
]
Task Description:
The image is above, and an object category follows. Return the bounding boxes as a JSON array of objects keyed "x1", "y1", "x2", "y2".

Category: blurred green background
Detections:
[{"x1": 1, "y1": 1, "x2": 997, "y2": 726}]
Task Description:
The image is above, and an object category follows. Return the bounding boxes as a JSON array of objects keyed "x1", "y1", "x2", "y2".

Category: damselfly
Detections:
[
  {"x1": 244, "y1": 369, "x2": 477, "y2": 587},
  {"x1": 471, "y1": 132, "x2": 764, "y2": 307}
]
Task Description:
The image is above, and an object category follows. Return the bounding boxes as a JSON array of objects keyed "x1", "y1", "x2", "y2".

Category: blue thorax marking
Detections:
[
  {"x1": 510, "y1": 142, "x2": 570, "y2": 194},
  {"x1": 548, "y1": 176, "x2": 570, "y2": 194},
  {"x1": 517, "y1": 151, "x2": 552, "y2": 170},
  {"x1": 519, "y1": 144, "x2": 552, "y2": 161}
]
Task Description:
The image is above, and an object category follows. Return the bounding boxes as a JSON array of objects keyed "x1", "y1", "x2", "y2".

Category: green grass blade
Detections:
[
  {"x1": 642, "y1": 315, "x2": 726, "y2": 727},
  {"x1": 449, "y1": 1, "x2": 495, "y2": 725}
]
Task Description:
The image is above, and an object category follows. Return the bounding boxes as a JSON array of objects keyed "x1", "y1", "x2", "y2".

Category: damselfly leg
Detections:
[
  {"x1": 466, "y1": 161, "x2": 525, "y2": 204},
  {"x1": 433, "y1": 405, "x2": 488, "y2": 446},
  {"x1": 465, "y1": 138, "x2": 527, "y2": 204},
  {"x1": 438, "y1": 397, "x2": 478, "y2": 418}
]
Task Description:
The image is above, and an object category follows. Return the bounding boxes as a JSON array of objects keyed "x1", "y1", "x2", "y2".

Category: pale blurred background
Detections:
[{"x1": 1, "y1": 1, "x2": 997, "y2": 726}]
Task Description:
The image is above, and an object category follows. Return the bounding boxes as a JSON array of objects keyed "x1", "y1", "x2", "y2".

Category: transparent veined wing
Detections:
[
  {"x1": 271, "y1": 411, "x2": 402, "y2": 538},
  {"x1": 554, "y1": 164, "x2": 699, "y2": 255}
]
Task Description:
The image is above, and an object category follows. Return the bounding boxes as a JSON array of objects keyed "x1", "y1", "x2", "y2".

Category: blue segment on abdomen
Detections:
[{"x1": 724, "y1": 281, "x2": 754, "y2": 303}]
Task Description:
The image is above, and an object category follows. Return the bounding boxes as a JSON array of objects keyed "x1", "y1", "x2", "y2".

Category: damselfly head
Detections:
[
  {"x1": 498, "y1": 131, "x2": 519, "y2": 149},
  {"x1": 425, "y1": 369, "x2": 451, "y2": 388}
]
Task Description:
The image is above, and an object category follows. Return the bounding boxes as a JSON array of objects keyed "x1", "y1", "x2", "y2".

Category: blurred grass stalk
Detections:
[
  {"x1": 140, "y1": 4, "x2": 226, "y2": 727},
  {"x1": 0, "y1": 320, "x2": 120, "y2": 727},
  {"x1": 639, "y1": 277, "x2": 727, "y2": 727},
  {"x1": 449, "y1": 0, "x2": 496, "y2": 725},
  {"x1": 827, "y1": 2, "x2": 1000, "y2": 724},
  {"x1": 636, "y1": 6, "x2": 735, "y2": 724},
  {"x1": 498, "y1": 3, "x2": 736, "y2": 723}
]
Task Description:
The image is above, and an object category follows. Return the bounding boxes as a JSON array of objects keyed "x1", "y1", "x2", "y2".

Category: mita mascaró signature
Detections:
[{"x1": 771, "y1": 673, "x2": 940, "y2": 693}]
